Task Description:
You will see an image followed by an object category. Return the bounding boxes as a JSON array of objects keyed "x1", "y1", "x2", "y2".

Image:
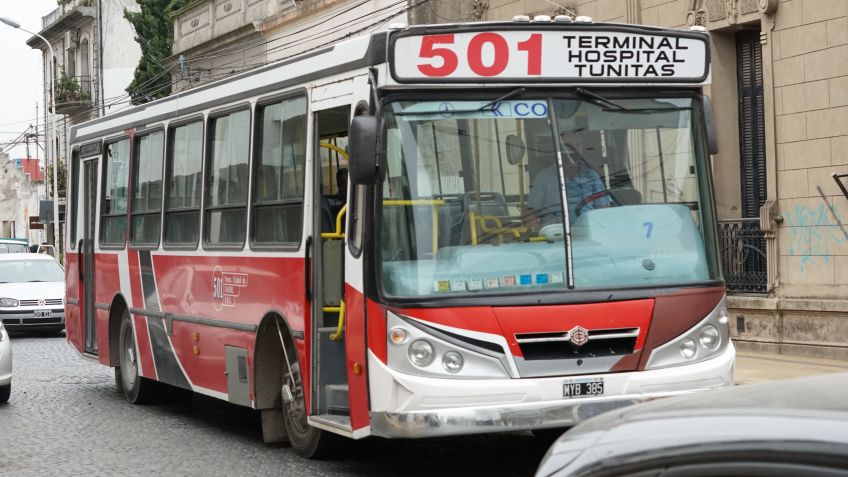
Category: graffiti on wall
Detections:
[{"x1": 784, "y1": 187, "x2": 848, "y2": 272}]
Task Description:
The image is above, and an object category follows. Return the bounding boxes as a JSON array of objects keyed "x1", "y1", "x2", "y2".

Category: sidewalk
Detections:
[{"x1": 735, "y1": 351, "x2": 848, "y2": 385}]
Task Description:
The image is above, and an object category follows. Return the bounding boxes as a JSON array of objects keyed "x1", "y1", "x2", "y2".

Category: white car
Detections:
[
  {"x1": 0, "y1": 238, "x2": 29, "y2": 254},
  {"x1": 0, "y1": 321, "x2": 10, "y2": 403},
  {"x1": 0, "y1": 254, "x2": 65, "y2": 334}
]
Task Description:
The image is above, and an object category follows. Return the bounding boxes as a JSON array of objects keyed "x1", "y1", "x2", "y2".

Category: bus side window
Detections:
[
  {"x1": 130, "y1": 131, "x2": 165, "y2": 247},
  {"x1": 164, "y1": 121, "x2": 204, "y2": 247},
  {"x1": 205, "y1": 109, "x2": 251, "y2": 247},
  {"x1": 101, "y1": 139, "x2": 130, "y2": 248},
  {"x1": 252, "y1": 95, "x2": 308, "y2": 246}
]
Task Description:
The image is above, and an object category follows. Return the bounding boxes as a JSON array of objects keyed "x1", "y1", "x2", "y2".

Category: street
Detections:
[{"x1": 0, "y1": 334, "x2": 547, "y2": 477}]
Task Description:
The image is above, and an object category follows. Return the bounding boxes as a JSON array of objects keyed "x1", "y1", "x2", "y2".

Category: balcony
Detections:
[
  {"x1": 52, "y1": 74, "x2": 93, "y2": 115},
  {"x1": 718, "y1": 218, "x2": 768, "y2": 293},
  {"x1": 26, "y1": 0, "x2": 95, "y2": 49}
]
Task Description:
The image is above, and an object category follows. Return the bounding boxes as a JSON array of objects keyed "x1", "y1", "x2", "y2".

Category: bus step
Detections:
[{"x1": 325, "y1": 384, "x2": 349, "y2": 413}]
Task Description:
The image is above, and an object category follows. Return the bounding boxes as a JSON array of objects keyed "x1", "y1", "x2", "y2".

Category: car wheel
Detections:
[
  {"x1": 0, "y1": 383, "x2": 9, "y2": 403},
  {"x1": 116, "y1": 310, "x2": 156, "y2": 404},
  {"x1": 280, "y1": 356, "x2": 339, "y2": 459}
]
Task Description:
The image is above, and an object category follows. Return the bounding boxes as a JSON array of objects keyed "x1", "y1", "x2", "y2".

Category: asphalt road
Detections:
[{"x1": 0, "y1": 333, "x2": 549, "y2": 477}]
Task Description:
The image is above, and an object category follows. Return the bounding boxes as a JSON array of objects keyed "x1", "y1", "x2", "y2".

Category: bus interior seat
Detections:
[
  {"x1": 610, "y1": 187, "x2": 643, "y2": 206},
  {"x1": 431, "y1": 193, "x2": 465, "y2": 245}
]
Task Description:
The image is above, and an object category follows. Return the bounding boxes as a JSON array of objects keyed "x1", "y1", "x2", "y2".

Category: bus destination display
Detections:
[{"x1": 391, "y1": 29, "x2": 709, "y2": 83}]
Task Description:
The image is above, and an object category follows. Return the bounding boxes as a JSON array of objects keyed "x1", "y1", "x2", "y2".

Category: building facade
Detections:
[
  {"x1": 25, "y1": 0, "x2": 141, "y2": 248},
  {"x1": 167, "y1": 0, "x2": 409, "y2": 90}
]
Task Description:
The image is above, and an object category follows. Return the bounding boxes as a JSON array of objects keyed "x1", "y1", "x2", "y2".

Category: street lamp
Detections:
[{"x1": 0, "y1": 16, "x2": 60, "y2": 255}]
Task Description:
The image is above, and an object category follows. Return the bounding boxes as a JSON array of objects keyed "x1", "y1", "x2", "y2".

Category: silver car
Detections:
[
  {"x1": 0, "y1": 254, "x2": 66, "y2": 333},
  {"x1": 0, "y1": 320, "x2": 10, "y2": 403}
]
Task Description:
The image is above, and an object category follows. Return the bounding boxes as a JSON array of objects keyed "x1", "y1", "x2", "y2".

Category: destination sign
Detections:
[{"x1": 391, "y1": 29, "x2": 709, "y2": 83}]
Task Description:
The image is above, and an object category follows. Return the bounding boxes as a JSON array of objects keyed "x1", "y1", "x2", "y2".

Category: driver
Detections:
[{"x1": 526, "y1": 129, "x2": 611, "y2": 227}]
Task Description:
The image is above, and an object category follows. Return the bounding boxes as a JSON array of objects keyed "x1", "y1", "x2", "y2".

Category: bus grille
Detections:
[{"x1": 515, "y1": 328, "x2": 639, "y2": 361}]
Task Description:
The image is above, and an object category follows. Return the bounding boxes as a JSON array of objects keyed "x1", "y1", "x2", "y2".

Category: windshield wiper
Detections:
[
  {"x1": 27, "y1": 280, "x2": 45, "y2": 282},
  {"x1": 576, "y1": 88, "x2": 627, "y2": 111},
  {"x1": 575, "y1": 88, "x2": 692, "y2": 113},
  {"x1": 394, "y1": 88, "x2": 527, "y2": 116},
  {"x1": 477, "y1": 87, "x2": 526, "y2": 111}
]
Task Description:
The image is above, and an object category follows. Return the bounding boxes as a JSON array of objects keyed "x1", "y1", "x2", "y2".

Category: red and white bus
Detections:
[{"x1": 65, "y1": 17, "x2": 734, "y2": 458}]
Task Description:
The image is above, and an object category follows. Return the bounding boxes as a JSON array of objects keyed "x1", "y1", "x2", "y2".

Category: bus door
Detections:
[
  {"x1": 310, "y1": 104, "x2": 352, "y2": 426},
  {"x1": 81, "y1": 156, "x2": 99, "y2": 355}
]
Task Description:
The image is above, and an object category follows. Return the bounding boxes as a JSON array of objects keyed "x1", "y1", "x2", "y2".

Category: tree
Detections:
[
  {"x1": 46, "y1": 159, "x2": 66, "y2": 195},
  {"x1": 124, "y1": 0, "x2": 192, "y2": 105}
]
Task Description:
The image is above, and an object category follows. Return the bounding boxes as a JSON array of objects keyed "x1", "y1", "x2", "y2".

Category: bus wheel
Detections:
[
  {"x1": 116, "y1": 310, "x2": 156, "y2": 404},
  {"x1": 281, "y1": 359, "x2": 339, "y2": 459}
]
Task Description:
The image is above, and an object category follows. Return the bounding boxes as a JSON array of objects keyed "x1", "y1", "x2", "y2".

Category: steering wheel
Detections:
[{"x1": 574, "y1": 190, "x2": 619, "y2": 217}]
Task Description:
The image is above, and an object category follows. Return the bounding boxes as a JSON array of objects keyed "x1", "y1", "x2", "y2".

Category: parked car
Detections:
[
  {"x1": 0, "y1": 238, "x2": 30, "y2": 254},
  {"x1": 0, "y1": 320, "x2": 10, "y2": 403},
  {"x1": 536, "y1": 372, "x2": 848, "y2": 477},
  {"x1": 0, "y1": 254, "x2": 65, "y2": 334}
]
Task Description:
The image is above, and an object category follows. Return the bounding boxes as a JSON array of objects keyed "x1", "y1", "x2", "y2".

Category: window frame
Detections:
[
  {"x1": 162, "y1": 115, "x2": 205, "y2": 251},
  {"x1": 99, "y1": 135, "x2": 132, "y2": 250},
  {"x1": 249, "y1": 91, "x2": 309, "y2": 252},
  {"x1": 203, "y1": 103, "x2": 253, "y2": 251},
  {"x1": 129, "y1": 127, "x2": 166, "y2": 249}
]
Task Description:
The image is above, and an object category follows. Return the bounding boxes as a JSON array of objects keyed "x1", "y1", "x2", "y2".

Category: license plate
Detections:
[
  {"x1": 563, "y1": 378, "x2": 604, "y2": 398},
  {"x1": 34, "y1": 309, "x2": 52, "y2": 318}
]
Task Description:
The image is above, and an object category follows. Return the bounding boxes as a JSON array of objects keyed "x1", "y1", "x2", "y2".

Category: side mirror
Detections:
[
  {"x1": 703, "y1": 95, "x2": 719, "y2": 155},
  {"x1": 349, "y1": 116, "x2": 379, "y2": 185},
  {"x1": 505, "y1": 134, "x2": 526, "y2": 166}
]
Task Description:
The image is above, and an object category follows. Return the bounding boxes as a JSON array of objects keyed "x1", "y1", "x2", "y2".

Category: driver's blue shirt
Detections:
[{"x1": 527, "y1": 162, "x2": 611, "y2": 225}]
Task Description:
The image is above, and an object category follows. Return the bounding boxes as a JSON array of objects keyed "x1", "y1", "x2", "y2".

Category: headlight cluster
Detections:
[
  {"x1": 386, "y1": 312, "x2": 510, "y2": 379},
  {"x1": 0, "y1": 298, "x2": 18, "y2": 307},
  {"x1": 646, "y1": 301, "x2": 731, "y2": 370}
]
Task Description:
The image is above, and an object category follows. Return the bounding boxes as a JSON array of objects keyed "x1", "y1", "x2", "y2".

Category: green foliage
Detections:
[
  {"x1": 55, "y1": 65, "x2": 90, "y2": 103},
  {"x1": 46, "y1": 159, "x2": 66, "y2": 195},
  {"x1": 124, "y1": 0, "x2": 193, "y2": 105}
]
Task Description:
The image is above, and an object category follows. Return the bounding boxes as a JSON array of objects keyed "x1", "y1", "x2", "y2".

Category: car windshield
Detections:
[
  {"x1": 0, "y1": 243, "x2": 29, "y2": 253},
  {"x1": 379, "y1": 95, "x2": 720, "y2": 298},
  {"x1": 0, "y1": 259, "x2": 64, "y2": 283}
]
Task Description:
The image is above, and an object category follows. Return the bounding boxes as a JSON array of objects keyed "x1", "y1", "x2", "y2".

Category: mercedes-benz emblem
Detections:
[
  {"x1": 568, "y1": 326, "x2": 590, "y2": 347},
  {"x1": 38, "y1": 298, "x2": 46, "y2": 306}
]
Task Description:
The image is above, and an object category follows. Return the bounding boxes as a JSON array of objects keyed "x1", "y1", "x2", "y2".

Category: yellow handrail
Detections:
[
  {"x1": 383, "y1": 199, "x2": 445, "y2": 256},
  {"x1": 319, "y1": 142, "x2": 349, "y2": 160},
  {"x1": 320, "y1": 204, "x2": 348, "y2": 240},
  {"x1": 326, "y1": 300, "x2": 346, "y2": 341}
]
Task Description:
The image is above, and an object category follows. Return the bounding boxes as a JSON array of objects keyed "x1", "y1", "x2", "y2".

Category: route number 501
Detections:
[{"x1": 417, "y1": 33, "x2": 542, "y2": 77}]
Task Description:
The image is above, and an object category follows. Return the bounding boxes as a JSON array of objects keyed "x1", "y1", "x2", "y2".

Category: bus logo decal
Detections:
[
  {"x1": 568, "y1": 326, "x2": 590, "y2": 347},
  {"x1": 212, "y1": 266, "x2": 249, "y2": 311}
]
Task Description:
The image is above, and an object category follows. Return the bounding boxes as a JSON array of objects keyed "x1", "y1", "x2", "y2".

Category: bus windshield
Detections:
[{"x1": 379, "y1": 95, "x2": 720, "y2": 298}]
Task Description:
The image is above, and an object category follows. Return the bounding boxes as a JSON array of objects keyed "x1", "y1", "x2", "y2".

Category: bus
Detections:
[{"x1": 64, "y1": 16, "x2": 734, "y2": 458}]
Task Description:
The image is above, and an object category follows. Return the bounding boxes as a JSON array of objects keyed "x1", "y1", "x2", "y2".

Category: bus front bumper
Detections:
[{"x1": 369, "y1": 342, "x2": 734, "y2": 439}]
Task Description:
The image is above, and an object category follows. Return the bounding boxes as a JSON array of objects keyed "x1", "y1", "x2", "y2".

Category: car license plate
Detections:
[
  {"x1": 34, "y1": 309, "x2": 52, "y2": 318},
  {"x1": 563, "y1": 378, "x2": 604, "y2": 398}
]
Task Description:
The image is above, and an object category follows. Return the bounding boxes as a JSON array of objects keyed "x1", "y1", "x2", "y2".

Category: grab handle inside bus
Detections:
[
  {"x1": 78, "y1": 239, "x2": 84, "y2": 282},
  {"x1": 349, "y1": 115, "x2": 379, "y2": 185},
  {"x1": 305, "y1": 235, "x2": 313, "y2": 302}
]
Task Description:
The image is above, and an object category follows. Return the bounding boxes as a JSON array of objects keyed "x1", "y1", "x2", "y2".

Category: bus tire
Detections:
[
  {"x1": 281, "y1": 360, "x2": 339, "y2": 459},
  {"x1": 116, "y1": 310, "x2": 156, "y2": 404},
  {"x1": 0, "y1": 383, "x2": 10, "y2": 403}
]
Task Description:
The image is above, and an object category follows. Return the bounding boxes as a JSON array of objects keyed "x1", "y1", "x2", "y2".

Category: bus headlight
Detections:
[
  {"x1": 442, "y1": 351, "x2": 464, "y2": 373},
  {"x1": 646, "y1": 298, "x2": 732, "y2": 370},
  {"x1": 386, "y1": 311, "x2": 510, "y2": 379},
  {"x1": 699, "y1": 325, "x2": 720, "y2": 349},
  {"x1": 0, "y1": 298, "x2": 18, "y2": 307},
  {"x1": 680, "y1": 338, "x2": 697, "y2": 359},
  {"x1": 408, "y1": 340, "x2": 435, "y2": 367}
]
